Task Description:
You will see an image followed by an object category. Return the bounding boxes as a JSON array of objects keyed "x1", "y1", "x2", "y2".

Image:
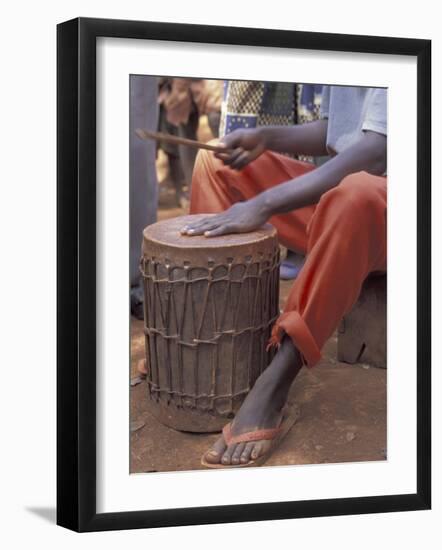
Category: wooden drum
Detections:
[{"x1": 140, "y1": 214, "x2": 280, "y2": 432}]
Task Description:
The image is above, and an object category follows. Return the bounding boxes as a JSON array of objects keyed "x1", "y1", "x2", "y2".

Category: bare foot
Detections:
[{"x1": 203, "y1": 337, "x2": 302, "y2": 465}]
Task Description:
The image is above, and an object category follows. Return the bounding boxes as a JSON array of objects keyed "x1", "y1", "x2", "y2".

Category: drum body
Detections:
[{"x1": 141, "y1": 214, "x2": 280, "y2": 432}]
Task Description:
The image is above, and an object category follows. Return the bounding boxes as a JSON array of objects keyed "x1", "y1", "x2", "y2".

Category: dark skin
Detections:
[{"x1": 181, "y1": 121, "x2": 387, "y2": 465}]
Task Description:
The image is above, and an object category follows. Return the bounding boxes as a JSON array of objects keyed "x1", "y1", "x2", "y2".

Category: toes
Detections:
[
  {"x1": 259, "y1": 440, "x2": 272, "y2": 458},
  {"x1": 239, "y1": 440, "x2": 270, "y2": 463},
  {"x1": 221, "y1": 443, "x2": 237, "y2": 465},
  {"x1": 259, "y1": 440, "x2": 273, "y2": 456},
  {"x1": 205, "y1": 435, "x2": 274, "y2": 467},
  {"x1": 250, "y1": 442, "x2": 263, "y2": 461},
  {"x1": 204, "y1": 436, "x2": 227, "y2": 464},
  {"x1": 210, "y1": 438, "x2": 272, "y2": 466},
  {"x1": 231, "y1": 442, "x2": 246, "y2": 465},
  {"x1": 240, "y1": 442, "x2": 255, "y2": 464}
]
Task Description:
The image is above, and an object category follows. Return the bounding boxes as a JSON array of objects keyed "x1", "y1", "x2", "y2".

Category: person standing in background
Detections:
[
  {"x1": 158, "y1": 78, "x2": 223, "y2": 206},
  {"x1": 130, "y1": 75, "x2": 159, "y2": 320}
]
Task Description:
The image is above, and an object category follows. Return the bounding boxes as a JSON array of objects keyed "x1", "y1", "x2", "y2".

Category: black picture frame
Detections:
[{"x1": 57, "y1": 17, "x2": 431, "y2": 532}]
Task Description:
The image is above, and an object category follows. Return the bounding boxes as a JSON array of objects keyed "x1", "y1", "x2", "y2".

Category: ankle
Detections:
[
  {"x1": 253, "y1": 370, "x2": 290, "y2": 404},
  {"x1": 255, "y1": 351, "x2": 301, "y2": 396}
]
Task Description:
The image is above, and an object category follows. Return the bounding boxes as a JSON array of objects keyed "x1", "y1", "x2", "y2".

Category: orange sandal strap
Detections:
[{"x1": 222, "y1": 422, "x2": 282, "y2": 446}]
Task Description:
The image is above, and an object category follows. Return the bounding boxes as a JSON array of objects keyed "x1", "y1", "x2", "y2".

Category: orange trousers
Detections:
[{"x1": 190, "y1": 149, "x2": 387, "y2": 367}]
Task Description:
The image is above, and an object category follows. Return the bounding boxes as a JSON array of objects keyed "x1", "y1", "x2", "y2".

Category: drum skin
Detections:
[{"x1": 140, "y1": 214, "x2": 280, "y2": 432}]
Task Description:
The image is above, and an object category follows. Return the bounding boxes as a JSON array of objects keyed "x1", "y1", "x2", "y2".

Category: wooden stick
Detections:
[{"x1": 135, "y1": 129, "x2": 232, "y2": 153}]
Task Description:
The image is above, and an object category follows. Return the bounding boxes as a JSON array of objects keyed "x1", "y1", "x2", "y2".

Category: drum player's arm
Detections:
[
  {"x1": 214, "y1": 120, "x2": 329, "y2": 170},
  {"x1": 181, "y1": 126, "x2": 386, "y2": 237}
]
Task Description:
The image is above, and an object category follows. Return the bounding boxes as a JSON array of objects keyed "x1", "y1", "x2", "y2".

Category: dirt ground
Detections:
[{"x1": 130, "y1": 182, "x2": 387, "y2": 473}]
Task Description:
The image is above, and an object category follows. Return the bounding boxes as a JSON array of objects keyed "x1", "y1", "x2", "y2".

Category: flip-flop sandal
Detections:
[{"x1": 201, "y1": 404, "x2": 300, "y2": 469}]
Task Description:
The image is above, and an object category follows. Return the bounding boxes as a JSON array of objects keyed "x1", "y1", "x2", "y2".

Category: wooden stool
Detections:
[{"x1": 337, "y1": 275, "x2": 386, "y2": 369}]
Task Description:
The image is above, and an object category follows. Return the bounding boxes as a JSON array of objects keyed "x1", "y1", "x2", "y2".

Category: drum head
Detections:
[
  {"x1": 142, "y1": 214, "x2": 278, "y2": 265},
  {"x1": 143, "y1": 214, "x2": 276, "y2": 249}
]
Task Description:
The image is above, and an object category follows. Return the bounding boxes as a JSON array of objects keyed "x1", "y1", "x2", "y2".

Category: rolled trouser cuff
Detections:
[{"x1": 268, "y1": 311, "x2": 322, "y2": 368}]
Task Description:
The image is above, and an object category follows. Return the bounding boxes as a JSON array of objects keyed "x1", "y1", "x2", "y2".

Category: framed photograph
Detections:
[{"x1": 57, "y1": 17, "x2": 431, "y2": 532}]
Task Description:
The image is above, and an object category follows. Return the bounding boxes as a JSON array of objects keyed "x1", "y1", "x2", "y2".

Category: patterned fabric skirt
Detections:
[
  {"x1": 219, "y1": 80, "x2": 296, "y2": 136},
  {"x1": 219, "y1": 81, "x2": 323, "y2": 162}
]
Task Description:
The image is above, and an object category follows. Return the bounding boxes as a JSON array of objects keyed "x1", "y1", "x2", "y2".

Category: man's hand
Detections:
[
  {"x1": 180, "y1": 200, "x2": 270, "y2": 238},
  {"x1": 215, "y1": 128, "x2": 267, "y2": 170}
]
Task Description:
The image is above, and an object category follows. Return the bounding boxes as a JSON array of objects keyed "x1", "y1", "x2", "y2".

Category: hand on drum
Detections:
[{"x1": 180, "y1": 201, "x2": 270, "y2": 238}]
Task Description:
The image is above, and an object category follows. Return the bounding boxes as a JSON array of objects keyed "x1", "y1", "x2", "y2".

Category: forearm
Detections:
[
  {"x1": 259, "y1": 119, "x2": 329, "y2": 157},
  {"x1": 255, "y1": 131, "x2": 387, "y2": 216}
]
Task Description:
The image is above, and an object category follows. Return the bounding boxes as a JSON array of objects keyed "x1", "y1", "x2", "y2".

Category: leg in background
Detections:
[
  {"x1": 177, "y1": 106, "x2": 199, "y2": 186},
  {"x1": 130, "y1": 75, "x2": 159, "y2": 318}
]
